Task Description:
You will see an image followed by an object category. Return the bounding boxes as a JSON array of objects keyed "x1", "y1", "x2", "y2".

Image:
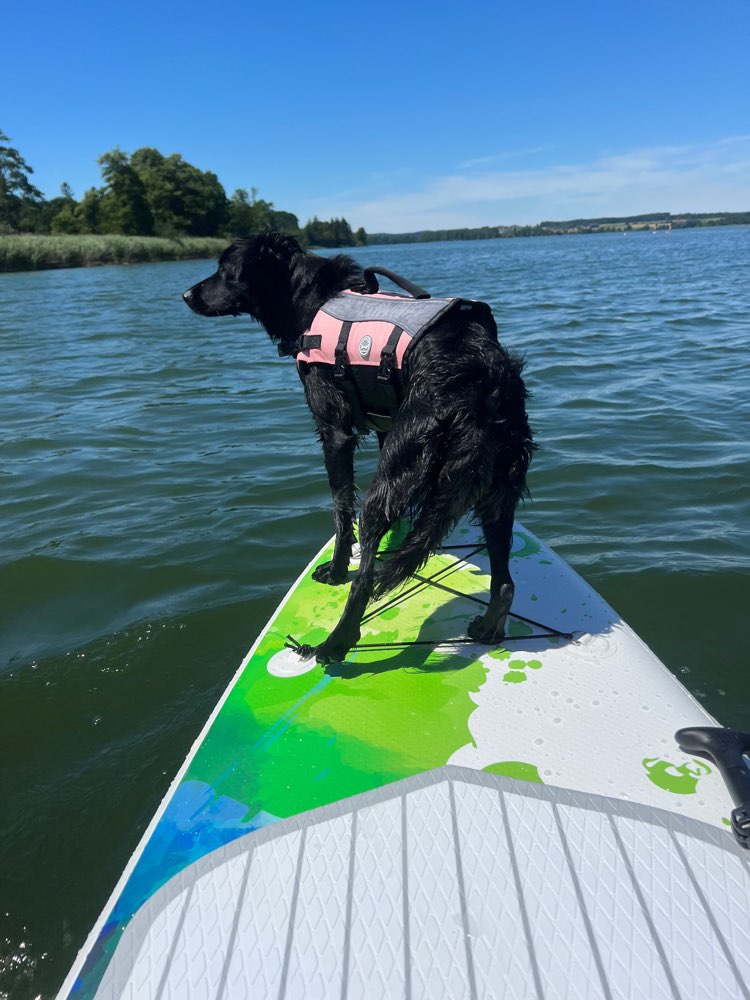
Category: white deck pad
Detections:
[{"x1": 93, "y1": 768, "x2": 750, "y2": 1000}]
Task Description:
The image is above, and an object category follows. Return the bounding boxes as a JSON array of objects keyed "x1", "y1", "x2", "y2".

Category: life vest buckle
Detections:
[{"x1": 377, "y1": 353, "x2": 394, "y2": 384}]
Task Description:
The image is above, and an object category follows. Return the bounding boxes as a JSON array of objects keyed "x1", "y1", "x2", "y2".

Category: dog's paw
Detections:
[
  {"x1": 313, "y1": 628, "x2": 360, "y2": 665},
  {"x1": 467, "y1": 614, "x2": 507, "y2": 645},
  {"x1": 313, "y1": 641, "x2": 348, "y2": 666},
  {"x1": 312, "y1": 560, "x2": 349, "y2": 585}
]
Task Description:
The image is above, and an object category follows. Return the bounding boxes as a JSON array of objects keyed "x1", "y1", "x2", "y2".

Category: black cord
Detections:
[{"x1": 284, "y1": 542, "x2": 573, "y2": 655}]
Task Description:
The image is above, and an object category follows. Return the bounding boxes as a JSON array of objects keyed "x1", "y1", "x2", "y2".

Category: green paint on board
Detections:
[
  {"x1": 507, "y1": 619, "x2": 534, "y2": 638},
  {"x1": 509, "y1": 658, "x2": 542, "y2": 671},
  {"x1": 512, "y1": 531, "x2": 543, "y2": 559},
  {"x1": 483, "y1": 761, "x2": 543, "y2": 784},
  {"x1": 642, "y1": 757, "x2": 712, "y2": 794},
  {"x1": 501, "y1": 656, "x2": 545, "y2": 684},
  {"x1": 184, "y1": 544, "x2": 494, "y2": 824},
  {"x1": 380, "y1": 607, "x2": 401, "y2": 621},
  {"x1": 488, "y1": 648, "x2": 512, "y2": 661}
]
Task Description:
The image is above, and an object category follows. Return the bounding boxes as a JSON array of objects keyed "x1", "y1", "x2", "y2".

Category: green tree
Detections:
[
  {"x1": 0, "y1": 129, "x2": 43, "y2": 231},
  {"x1": 53, "y1": 187, "x2": 104, "y2": 234},
  {"x1": 225, "y1": 189, "x2": 301, "y2": 238},
  {"x1": 97, "y1": 149, "x2": 154, "y2": 235},
  {"x1": 51, "y1": 186, "x2": 97, "y2": 235},
  {"x1": 267, "y1": 209, "x2": 300, "y2": 234},
  {"x1": 303, "y1": 215, "x2": 359, "y2": 247},
  {"x1": 130, "y1": 147, "x2": 227, "y2": 236},
  {"x1": 304, "y1": 216, "x2": 326, "y2": 246},
  {"x1": 50, "y1": 203, "x2": 80, "y2": 233},
  {"x1": 226, "y1": 187, "x2": 273, "y2": 235},
  {"x1": 39, "y1": 182, "x2": 77, "y2": 233}
]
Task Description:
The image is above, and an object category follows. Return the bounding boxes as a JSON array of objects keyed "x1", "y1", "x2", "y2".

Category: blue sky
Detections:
[{"x1": 3, "y1": 0, "x2": 749, "y2": 231}]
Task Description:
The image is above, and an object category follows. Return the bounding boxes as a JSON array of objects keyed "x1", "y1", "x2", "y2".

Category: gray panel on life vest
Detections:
[
  {"x1": 320, "y1": 292, "x2": 460, "y2": 336},
  {"x1": 93, "y1": 766, "x2": 750, "y2": 1000}
]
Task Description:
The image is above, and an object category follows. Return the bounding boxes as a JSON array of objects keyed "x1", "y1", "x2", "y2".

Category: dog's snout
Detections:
[{"x1": 182, "y1": 288, "x2": 194, "y2": 305}]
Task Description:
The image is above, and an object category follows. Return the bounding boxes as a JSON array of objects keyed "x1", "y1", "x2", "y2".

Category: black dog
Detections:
[{"x1": 183, "y1": 232, "x2": 533, "y2": 664}]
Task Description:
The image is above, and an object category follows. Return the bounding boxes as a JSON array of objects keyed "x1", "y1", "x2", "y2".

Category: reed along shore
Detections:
[{"x1": 0, "y1": 234, "x2": 228, "y2": 272}]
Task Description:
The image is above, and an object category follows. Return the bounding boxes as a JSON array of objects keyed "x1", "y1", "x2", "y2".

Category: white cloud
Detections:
[
  {"x1": 456, "y1": 145, "x2": 556, "y2": 170},
  {"x1": 308, "y1": 136, "x2": 750, "y2": 232}
]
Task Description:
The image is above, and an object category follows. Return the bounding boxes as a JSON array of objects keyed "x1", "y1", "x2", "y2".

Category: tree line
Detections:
[
  {"x1": 0, "y1": 130, "x2": 367, "y2": 247},
  {"x1": 367, "y1": 226, "x2": 502, "y2": 244}
]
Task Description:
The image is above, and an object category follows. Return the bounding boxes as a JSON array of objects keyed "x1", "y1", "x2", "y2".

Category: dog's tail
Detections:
[
  {"x1": 371, "y1": 491, "x2": 465, "y2": 599},
  {"x1": 369, "y1": 423, "x2": 525, "y2": 600},
  {"x1": 364, "y1": 332, "x2": 533, "y2": 600}
]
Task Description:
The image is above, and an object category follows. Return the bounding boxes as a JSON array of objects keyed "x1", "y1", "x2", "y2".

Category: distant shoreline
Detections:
[
  {"x1": 2, "y1": 214, "x2": 748, "y2": 273},
  {"x1": 367, "y1": 211, "x2": 750, "y2": 245}
]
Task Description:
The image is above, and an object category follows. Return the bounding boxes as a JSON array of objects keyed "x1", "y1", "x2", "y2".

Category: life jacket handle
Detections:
[{"x1": 362, "y1": 267, "x2": 431, "y2": 300}]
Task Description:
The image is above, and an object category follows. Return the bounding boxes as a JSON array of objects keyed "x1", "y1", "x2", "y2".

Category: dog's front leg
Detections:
[
  {"x1": 313, "y1": 526, "x2": 380, "y2": 664},
  {"x1": 312, "y1": 427, "x2": 358, "y2": 586}
]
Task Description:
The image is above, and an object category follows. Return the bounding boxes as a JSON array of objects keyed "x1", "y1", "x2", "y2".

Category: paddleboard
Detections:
[{"x1": 57, "y1": 521, "x2": 750, "y2": 999}]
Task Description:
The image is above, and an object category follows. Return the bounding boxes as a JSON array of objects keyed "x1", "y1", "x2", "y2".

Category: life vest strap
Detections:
[
  {"x1": 334, "y1": 321, "x2": 353, "y2": 380},
  {"x1": 298, "y1": 334, "x2": 321, "y2": 351},
  {"x1": 377, "y1": 325, "x2": 405, "y2": 384}
]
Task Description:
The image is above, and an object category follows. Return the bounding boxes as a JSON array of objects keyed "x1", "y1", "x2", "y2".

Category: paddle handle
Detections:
[{"x1": 675, "y1": 726, "x2": 750, "y2": 848}]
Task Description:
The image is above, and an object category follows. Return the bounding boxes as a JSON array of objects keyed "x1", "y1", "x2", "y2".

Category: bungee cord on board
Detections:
[{"x1": 284, "y1": 541, "x2": 574, "y2": 657}]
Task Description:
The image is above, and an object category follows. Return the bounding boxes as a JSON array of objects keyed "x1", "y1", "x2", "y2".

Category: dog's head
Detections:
[
  {"x1": 182, "y1": 232, "x2": 304, "y2": 321},
  {"x1": 183, "y1": 231, "x2": 367, "y2": 353}
]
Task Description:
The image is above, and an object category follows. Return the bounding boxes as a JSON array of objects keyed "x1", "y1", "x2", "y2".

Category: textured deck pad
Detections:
[{"x1": 94, "y1": 768, "x2": 750, "y2": 1000}]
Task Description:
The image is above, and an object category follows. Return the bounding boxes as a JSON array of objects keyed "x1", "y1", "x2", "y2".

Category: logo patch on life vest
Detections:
[{"x1": 358, "y1": 335, "x2": 373, "y2": 359}]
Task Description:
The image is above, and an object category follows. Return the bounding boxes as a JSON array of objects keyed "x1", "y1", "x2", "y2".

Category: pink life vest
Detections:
[{"x1": 294, "y1": 287, "x2": 495, "y2": 432}]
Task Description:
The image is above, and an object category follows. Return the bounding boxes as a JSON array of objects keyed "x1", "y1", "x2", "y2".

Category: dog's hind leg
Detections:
[{"x1": 467, "y1": 505, "x2": 516, "y2": 643}]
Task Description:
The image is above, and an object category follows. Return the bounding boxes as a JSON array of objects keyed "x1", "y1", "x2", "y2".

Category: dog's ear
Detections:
[{"x1": 257, "y1": 231, "x2": 304, "y2": 264}]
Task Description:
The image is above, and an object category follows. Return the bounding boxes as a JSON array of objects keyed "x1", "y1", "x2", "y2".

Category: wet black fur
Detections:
[{"x1": 183, "y1": 232, "x2": 534, "y2": 664}]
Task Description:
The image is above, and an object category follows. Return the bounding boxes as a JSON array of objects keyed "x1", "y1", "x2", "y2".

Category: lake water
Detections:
[{"x1": 2, "y1": 226, "x2": 749, "y2": 998}]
